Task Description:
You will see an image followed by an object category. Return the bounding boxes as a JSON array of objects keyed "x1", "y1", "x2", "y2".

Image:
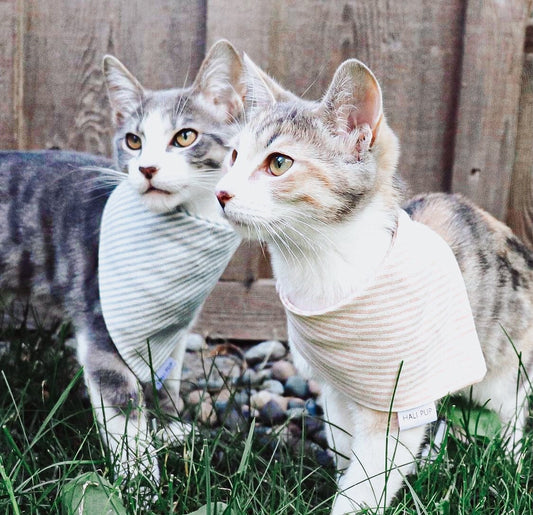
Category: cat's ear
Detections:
[
  {"x1": 192, "y1": 39, "x2": 245, "y2": 121},
  {"x1": 102, "y1": 55, "x2": 144, "y2": 125},
  {"x1": 320, "y1": 59, "x2": 383, "y2": 152},
  {"x1": 241, "y1": 53, "x2": 294, "y2": 111}
]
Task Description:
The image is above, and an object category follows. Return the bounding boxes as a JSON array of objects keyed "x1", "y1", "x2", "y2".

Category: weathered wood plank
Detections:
[
  {"x1": 20, "y1": 0, "x2": 205, "y2": 154},
  {"x1": 507, "y1": 54, "x2": 533, "y2": 248},
  {"x1": 525, "y1": 18, "x2": 533, "y2": 53},
  {"x1": 221, "y1": 241, "x2": 272, "y2": 282},
  {"x1": 207, "y1": 0, "x2": 465, "y2": 194},
  {"x1": 451, "y1": 0, "x2": 531, "y2": 220},
  {"x1": 194, "y1": 279, "x2": 287, "y2": 341},
  {"x1": 0, "y1": 0, "x2": 20, "y2": 148}
]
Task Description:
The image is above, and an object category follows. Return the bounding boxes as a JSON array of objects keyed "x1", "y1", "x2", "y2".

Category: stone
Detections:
[
  {"x1": 286, "y1": 407, "x2": 306, "y2": 420},
  {"x1": 196, "y1": 377, "x2": 225, "y2": 391},
  {"x1": 284, "y1": 376, "x2": 309, "y2": 399},
  {"x1": 186, "y1": 333, "x2": 207, "y2": 351},
  {"x1": 259, "y1": 400, "x2": 286, "y2": 425},
  {"x1": 250, "y1": 390, "x2": 273, "y2": 410},
  {"x1": 287, "y1": 397, "x2": 306, "y2": 410},
  {"x1": 271, "y1": 360, "x2": 296, "y2": 382},
  {"x1": 304, "y1": 398, "x2": 323, "y2": 416},
  {"x1": 308, "y1": 379, "x2": 322, "y2": 397},
  {"x1": 198, "y1": 399, "x2": 217, "y2": 426},
  {"x1": 303, "y1": 416, "x2": 323, "y2": 436},
  {"x1": 261, "y1": 379, "x2": 285, "y2": 396},
  {"x1": 213, "y1": 355, "x2": 242, "y2": 379},
  {"x1": 233, "y1": 389, "x2": 252, "y2": 406},
  {"x1": 238, "y1": 367, "x2": 271, "y2": 386},
  {"x1": 315, "y1": 449, "x2": 334, "y2": 467},
  {"x1": 311, "y1": 430, "x2": 329, "y2": 449},
  {"x1": 186, "y1": 389, "x2": 209, "y2": 406},
  {"x1": 244, "y1": 340, "x2": 286, "y2": 365}
]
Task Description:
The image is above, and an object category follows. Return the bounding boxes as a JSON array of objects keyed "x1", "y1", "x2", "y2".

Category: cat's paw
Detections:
[{"x1": 156, "y1": 420, "x2": 196, "y2": 445}]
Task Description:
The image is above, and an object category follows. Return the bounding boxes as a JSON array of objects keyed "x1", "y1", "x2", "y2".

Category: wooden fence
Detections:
[{"x1": 1, "y1": 0, "x2": 533, "y2": 341}]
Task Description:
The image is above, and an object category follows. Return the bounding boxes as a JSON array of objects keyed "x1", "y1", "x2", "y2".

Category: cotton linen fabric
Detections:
[
  {"x1": 99, "y1": 181, "x2": 241, "y2": 382},
  {"x1": 280, "y1": 210, "x2": 487, "y2": 412}
]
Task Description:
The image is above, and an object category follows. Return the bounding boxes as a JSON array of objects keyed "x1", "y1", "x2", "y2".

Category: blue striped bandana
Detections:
[{"x1": 98, "y1": 181, "x2": 241, "y2": 383}]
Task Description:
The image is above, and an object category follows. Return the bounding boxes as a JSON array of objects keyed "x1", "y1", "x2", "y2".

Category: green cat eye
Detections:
[
  {"x1": 268, "y1": 153, "x2": 293, "y2": 176},
  {"x1": 125, "y1": 133, "x2": 142, "y2": 150},
  {"x1": 173, "y1": 128, "x2": 198, "y2": 148}
]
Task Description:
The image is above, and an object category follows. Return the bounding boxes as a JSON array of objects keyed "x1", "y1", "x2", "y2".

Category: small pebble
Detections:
[
  {"x1": 233, "y1": 389, "x2": 252, "y2": 406},
  {"x1": 259, "y1": 400, "x2": 286, "y2": 425},
  {"x1": 244, "y1": 340, "x2": 286, "y2": 365},
  {"x1": 186, "y1": 389, "x2": 209, "y2": 406},
  {"x1": 316, "y1": 449, "x2": 334, "y2": 467},
  {"x1": 196, "y1": 377, "x2": 225, "y2": 391},
  {"x1": 303, "y1": 416, "x2": 323, "y2": 436},
  {"x1": 237, "y1": 368, "x2": 271, "y2": 386},
  {"x1": 213, "y1": 355, "x2": 242, "y2": 379},
  {"x1": 220, "y1": 407, "x2": 247, "y2": 431},
  {"x1": 250, "y1": 390, "x2": 273, "y2": 410},
  {"x1": 287, "y1": 421, "x2": 302, "y2": 438},
  {"x1": 271, "y1": 360, "x2": 296, "y2": 382},
  {"x1": 311, "y1": 429, "x2": 329, "y2": 449},
  {"x1": 284, "y1": 375, "x2": 309, "y2": 398},
  {"x1": 198, "y1": 399, "x2": 217, "y2": 426},
  {"x1": 305, "y1": 398, "x2": 322, "y2": 416},
  {"x1": 286, "y1": 407, "x2": 306, "y2": 420},
  {"x1": 308, "y1": 379, "x2": 321, "y2": 397},
  {"x1": 287, "y1": 397, "x2": 306, "y2": 410},
  {"x1": 213, "y1": 388, "x2": 232, "y2": 403},
  {"x1": 186, "y1": 333, "x2": 207, "y2": 351},
  {"x1": 261, "y1": 379, "x2": 285, "y2": 395}
]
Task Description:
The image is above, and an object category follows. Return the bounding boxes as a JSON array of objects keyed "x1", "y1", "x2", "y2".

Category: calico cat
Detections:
[
  {"x1": 215, "y1": 55, "x2": 533, "y2": 513},
  {"x1": 0, "y1": 40, "x2": 244, "y2": 484}
]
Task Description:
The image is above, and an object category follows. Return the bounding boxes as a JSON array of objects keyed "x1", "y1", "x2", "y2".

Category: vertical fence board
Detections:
[
  {"x1": 207, "y1": 0, "x2": 465, "y2": 195},
  {"x1": 451, "y1": 0, "x2": 531, "y2": 220},
  {"x1": 0, "y1": 0, "x2": 19, "y2": 149},
  {"x1": 21, "y1": 0, "x2": 205, "y2": 155},
  {"x1": 507, "y1": 52, "x2": 533, "y2": 247}
]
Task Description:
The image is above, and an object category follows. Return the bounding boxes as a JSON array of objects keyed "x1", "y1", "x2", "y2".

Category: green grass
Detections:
[{"x1": 1, "y1": 315, "x2": 533, "y2": 514}]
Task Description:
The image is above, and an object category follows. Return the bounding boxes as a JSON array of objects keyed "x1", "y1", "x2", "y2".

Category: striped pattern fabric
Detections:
[
  {"x1": 99, "y1": 181, "x2": 241, "y2": 383},
  {"x1": 280, "y1": 210, "x2": 487, "y2": 412}
]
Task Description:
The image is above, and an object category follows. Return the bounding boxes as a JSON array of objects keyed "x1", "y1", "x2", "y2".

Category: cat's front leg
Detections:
[
  {"x1": 151, "y1": 335, "x2": 194, "y2": 444},
  {"x1": 331, "y1": 404, "x2": 427, "y2": 515},
  {"x1": 76, "y1": 325, "x2": 159, "y2": 483}
]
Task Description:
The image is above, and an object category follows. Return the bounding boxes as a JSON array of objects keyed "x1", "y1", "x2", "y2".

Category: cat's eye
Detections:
[
  {"x1": 229, "y1": 149, "x2": 238, "y2": 166},
  {"x1": 268, "y1": 153, "x2": 293, "y2": 176},
  {"x1": 172, "y1": 128, "x2": 198, "y2": 148},
  {"x1": 125, "y1": 133, "x2": 142, "y2": 150}
]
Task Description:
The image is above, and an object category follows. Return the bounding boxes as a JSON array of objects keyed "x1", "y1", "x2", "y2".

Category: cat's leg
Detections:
[
  {"x1": 76, "y1": 322, "x2": 159, "y2": 483},
  {"x1": 320, "y1": 384, "x2": 356, "y2": 472},
  {"x1": 331, "y1": 404, "x2": 426, "y2": 515},
  {"x1": 150, "y1": 335, "x2": 194, "y2": 444},
  {"x1": 471, "y1": 370, "x2": 529, "y2": 456}
]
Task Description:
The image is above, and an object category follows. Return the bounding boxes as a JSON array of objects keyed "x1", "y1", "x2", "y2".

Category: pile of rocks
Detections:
[{"x1": 180, "y1": 335, "x2": 333, "y2": 466}]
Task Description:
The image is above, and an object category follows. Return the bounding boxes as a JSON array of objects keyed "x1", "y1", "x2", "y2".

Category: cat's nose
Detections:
[
  {"x1": 216, "y1": 190, "x2": 234, "y2": 209},
  {"x1": 139, "y1": 166, "x2": 159, "y2": 180}
]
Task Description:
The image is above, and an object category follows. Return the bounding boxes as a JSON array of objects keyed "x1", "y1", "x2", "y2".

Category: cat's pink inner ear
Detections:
[{"x1": 323, "y1": 59, "x2": 383, "y2": 145}]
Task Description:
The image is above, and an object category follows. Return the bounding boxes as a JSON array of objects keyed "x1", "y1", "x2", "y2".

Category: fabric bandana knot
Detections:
[
  {"x1": 98, "y1": 181, "x2": 241, "y2": 383},
  {"x1": 279, "y1": 210, "x2": 487, "y2": 413}
]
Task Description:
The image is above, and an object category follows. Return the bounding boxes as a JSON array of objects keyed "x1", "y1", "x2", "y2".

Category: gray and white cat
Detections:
[
  {"x1": 216, "y1": 55, "x2": 533, "y2": 513},
  {"x1": 0, "y1": 40, "x2": 244, "y2": 483}
]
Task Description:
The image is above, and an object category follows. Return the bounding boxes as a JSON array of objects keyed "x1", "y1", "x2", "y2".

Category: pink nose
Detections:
[
  {"x1": 216, "y1": 190, "x2": 234, "y2": 208},
  {"x1": 139, "y1": 166, "x2": 158, "y2": 180}
]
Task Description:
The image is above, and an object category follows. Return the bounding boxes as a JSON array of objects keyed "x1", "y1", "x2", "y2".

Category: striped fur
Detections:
[{"x1": 216, "y1": 55, "x2": 533, "y2": 513}]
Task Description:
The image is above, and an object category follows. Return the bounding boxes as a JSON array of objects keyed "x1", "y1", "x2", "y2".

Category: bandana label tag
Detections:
[
  {"x1": 398, "y1": 401, "x2": 437, "y2": 431},
  {"x1": 154, "y1": 357, "x2": 177, "y2": 390}
]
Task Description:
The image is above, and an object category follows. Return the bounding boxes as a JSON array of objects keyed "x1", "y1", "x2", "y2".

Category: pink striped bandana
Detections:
[{"x1": 279, "y1": 210, "x2": 487, "y2": 412}]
